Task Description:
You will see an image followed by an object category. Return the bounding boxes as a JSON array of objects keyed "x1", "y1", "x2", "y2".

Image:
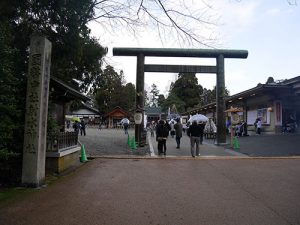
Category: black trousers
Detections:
[
  {"x1": 157, "y1": 139, "x2": 167, "y2": 154},
  {"x1": 80, "y1": 128, "x2": 86, "y2": 136}
]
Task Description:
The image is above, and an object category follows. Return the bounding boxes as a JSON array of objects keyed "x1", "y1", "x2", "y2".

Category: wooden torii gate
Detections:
[{"x1": 113, "y1": 48, "x2": 248, "y2": 146}]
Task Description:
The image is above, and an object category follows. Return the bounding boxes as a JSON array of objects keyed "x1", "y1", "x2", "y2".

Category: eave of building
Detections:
[
  {"x1": 182, "y1": 84, "x2": 292, "y2": 115},
  {"x1": 103, "y1": 106, "x2": 131, "y2": 118},
  {"x1": 282, "y1": 76, "x2": 300, "y2": 95},
  {"x1": 144, "y1": 106, "x2": 162, "y2": 114},
  {"x1": 227, "y1": 84, "x2": 291, "y2": 102},
  {"x1": 281, "y1": 75, "x2": 300, "y2": 85},
  {"x1": 81, "y1": 102, "x2": 100, "y2": 114},
  {"x1": 50, "y1": 76, "x2": 90, "y2": 102}
]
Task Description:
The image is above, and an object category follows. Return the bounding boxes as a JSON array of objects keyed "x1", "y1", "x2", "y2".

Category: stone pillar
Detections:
[
  {"x1": 216, "y1": 54, "x2": 226, "y2": 144},
  {"x1": 135, "y1": 53, "x2": 145, "y2": 146},
  {"x1": 22, "y1": 35, "x2": 52, "y2": 187}
]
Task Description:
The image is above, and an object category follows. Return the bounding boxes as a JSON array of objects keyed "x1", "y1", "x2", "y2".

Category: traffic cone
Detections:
[
  {"x1": 80, "y1": 144, "x2": 88, "y2": 162},
  {"x1": 233, "y1": 137, "x2": 240, "y2": 149},
  {"x1": 127, "y1": 134, "x2": 131, "y2": 146},
  {"x1": 131, "y1": 136, "x2": 137, "y2": 150}
]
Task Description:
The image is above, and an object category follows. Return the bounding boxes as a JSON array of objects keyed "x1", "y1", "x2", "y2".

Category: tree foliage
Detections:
[
  {"x1": 1, "y1": 0, "x2": 107, "y2": 92},
  {"x1": 168, "y1": 73, "x2": 204, "y2": 112},
  {"x1": 0, "y1": 22, "x2": 25, "y2": 156},
  {"x1": 157, "y1": 94, "x2": 166, "y2": 108},
  {"x1": 149, "y1": 84, "x2": 160, "y2": 107},
  {"x1": 161, "y1": 92, "x2": 186, "y2": 113},
  {"x1": 199, "y1": 86, "x2": 230, "y2": 107},
  {"x1": 0, "y1": 0, "x2": 107, "y2": 158},
  {"x1": 158, "y1": 73, "x2": 231, "y2": 113},
  {"x1": 95, "y1": 65, "x2": 135, "y2": 114}
]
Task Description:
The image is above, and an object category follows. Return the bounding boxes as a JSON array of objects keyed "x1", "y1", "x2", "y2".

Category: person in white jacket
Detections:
[{"x1": 256, "y1": 118, "x2": 262, "y2": 134}]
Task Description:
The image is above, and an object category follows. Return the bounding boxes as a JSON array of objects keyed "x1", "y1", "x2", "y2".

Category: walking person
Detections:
[
  {"x1": 170, "y1": 121, "x2": 175, "y2": 138},
  {"x1": 150, "y1": 121, "x2": 155, "y2": 137},
  {"x1": 73, "y1": 120, "x2": 81, "y2": 135},
  {"x1": 187, "y1": 120, "x2": 201, "y2": 157},
  {"x1": 174, "y1": 118, "x2": 183, "y2": 148},
  {"x1": 121, "y1": 118, "x2": 130, "y2": 134},
  {"x1": 156, "y1": 120, "x2": 169, "y2": 156},
  {"x1": 80, "y1": 119, "x2": 86, "y2": 136},
  {"x1": 123, "y1": 122, "x2": 129, "y2": 134},
  {"x1": 256, "y1": 118, "x2": 262, "y2": 135}
]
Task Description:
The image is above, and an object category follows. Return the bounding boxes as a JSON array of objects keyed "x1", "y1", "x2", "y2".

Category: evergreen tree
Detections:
[
  {"x1": 157, "y1": 94, "x2": 166, "y2": 108},
  {"x1": 95, "y1": 65, "x2": 135, "y2": 113},
  {"x1": 168, "y1": 73, "x2": 203, "y2": 112},
  {"x1": 0, "y1": 22, "x2": 24, "y2": 155},
  {"x1": 149, "y1": 84, "x2": 160, "y2": 107}
]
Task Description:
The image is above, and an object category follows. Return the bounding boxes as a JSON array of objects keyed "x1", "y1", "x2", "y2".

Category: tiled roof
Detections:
[{"x1": 144, "y1": 107, "x2": 162, "y2": 114}]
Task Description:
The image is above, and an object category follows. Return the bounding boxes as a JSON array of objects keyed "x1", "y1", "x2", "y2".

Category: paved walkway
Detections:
[
  {"x1": 79, "y1": 128, "x2": 300, "y2": 158},
  {"x1": 78, "y1": 128, "x2": 245, "y2": 158},
  {"x1": 1, "y1": 128, "x2": 300, "y2": 224},
  {"x1": 1, "y1": 158, "x2": 300, "y2": 225}
]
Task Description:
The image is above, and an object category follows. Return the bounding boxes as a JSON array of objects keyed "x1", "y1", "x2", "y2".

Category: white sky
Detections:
[{"x1": 89, "y1": 0, "x2": 300, "y2": 96}]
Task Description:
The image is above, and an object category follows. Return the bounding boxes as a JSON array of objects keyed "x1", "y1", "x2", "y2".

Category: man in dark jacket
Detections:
[
  {"x1": 187, "y1": 120, "x2": 203, "y2": 157},
  {"x1": 80, "y1": 119, "x2": 86, "y2": 136},
  {"x1": 156, "y1": 120, "x2": 169, "y2": 156},
  {"x1": 174, "y1": 118, "x2": 183, "y2": 148}
]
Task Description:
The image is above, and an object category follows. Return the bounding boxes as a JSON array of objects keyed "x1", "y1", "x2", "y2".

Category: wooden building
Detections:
[
  {"x1": 47, "y1": 76, "x2": 90, "y2": 173},
  {"x1": 70, "y1": 102, "x2": 100, "y2": 125},
  {"x1": 103, "y1": 106, "x2": 132, "y2": 128}
]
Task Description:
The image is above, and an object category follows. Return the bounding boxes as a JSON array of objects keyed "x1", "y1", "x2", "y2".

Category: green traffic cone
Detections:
[
  {"x1": 127, "y1": 134, "x2": 131, "y2": 146},
  {"x1": 131, "y1": 136, "x2": 137, "y2": 150},
  {"x1": 80, "y1": 144, "x2": 88, "y2": 162},
  {"x1": 233, "y1": 137, "x2": 240, "y2": 149}
]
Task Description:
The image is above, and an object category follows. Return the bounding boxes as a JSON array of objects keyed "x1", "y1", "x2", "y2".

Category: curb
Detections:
[{"x1": 88, "y1": 155, "x2": 300, "y2": 160}]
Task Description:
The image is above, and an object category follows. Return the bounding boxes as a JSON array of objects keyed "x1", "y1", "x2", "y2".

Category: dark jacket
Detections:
[
  {"x1": 187, "y1": 122, "x2": 204, "y2": 137},
  {"x1": 73, "y1": 121, "x2": 81, "y2": 132},
  {"x1": 156, "y1": 124, "x2": 169, "y2": 138},
  {"x1": 80, "y1": 120, "x2": 86, "y2": 129},
  {"x1": 174, "y1": 122, "x2": 183, "y2": 138}
]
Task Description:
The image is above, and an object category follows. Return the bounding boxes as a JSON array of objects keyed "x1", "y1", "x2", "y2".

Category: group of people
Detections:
[
  {"x1": 155, "y1": 118, "x2": 183, "y2": 156},
  {"x1": 154, "y1": 118, "x2": 205, "y2": 157},
  {"x1": 72, "y1": 119, "x2": 86, "y2": 136}
]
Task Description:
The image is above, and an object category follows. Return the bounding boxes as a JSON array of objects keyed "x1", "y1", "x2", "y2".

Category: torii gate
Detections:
[{"x1": 113, "y1": 48, "x2": 248, "y2": 145}]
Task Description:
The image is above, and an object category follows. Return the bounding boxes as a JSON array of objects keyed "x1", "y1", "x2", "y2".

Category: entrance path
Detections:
[
  {"x1": 79, "y1": 128, "x2": 300, "y2": 158},
  {"x1": 78, "y1": 128, "x2": 244, "y2": 158},
  {"x1": 1, "y1": 158, "x2": 300, "y2": 225}
]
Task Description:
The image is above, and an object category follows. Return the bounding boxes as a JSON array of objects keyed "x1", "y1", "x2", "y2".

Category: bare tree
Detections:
[{"x1": 89, "y1": 0, "x2": 220, "y2": 47}]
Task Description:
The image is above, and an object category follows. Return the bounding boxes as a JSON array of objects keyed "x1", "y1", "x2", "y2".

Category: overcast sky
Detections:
[{"x1": 89, "y1": 0, "x2": 300, "y2": 96}]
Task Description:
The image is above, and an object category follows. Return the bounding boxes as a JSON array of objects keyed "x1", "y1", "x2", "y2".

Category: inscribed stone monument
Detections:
[{"x1": 22, "y1": 35, "x2": 52, "y2": 187}]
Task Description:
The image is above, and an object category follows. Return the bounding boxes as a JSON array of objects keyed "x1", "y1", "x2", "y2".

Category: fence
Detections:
[{"x1": 47, "y1": 131, "x2": 78, "y2": 152}]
